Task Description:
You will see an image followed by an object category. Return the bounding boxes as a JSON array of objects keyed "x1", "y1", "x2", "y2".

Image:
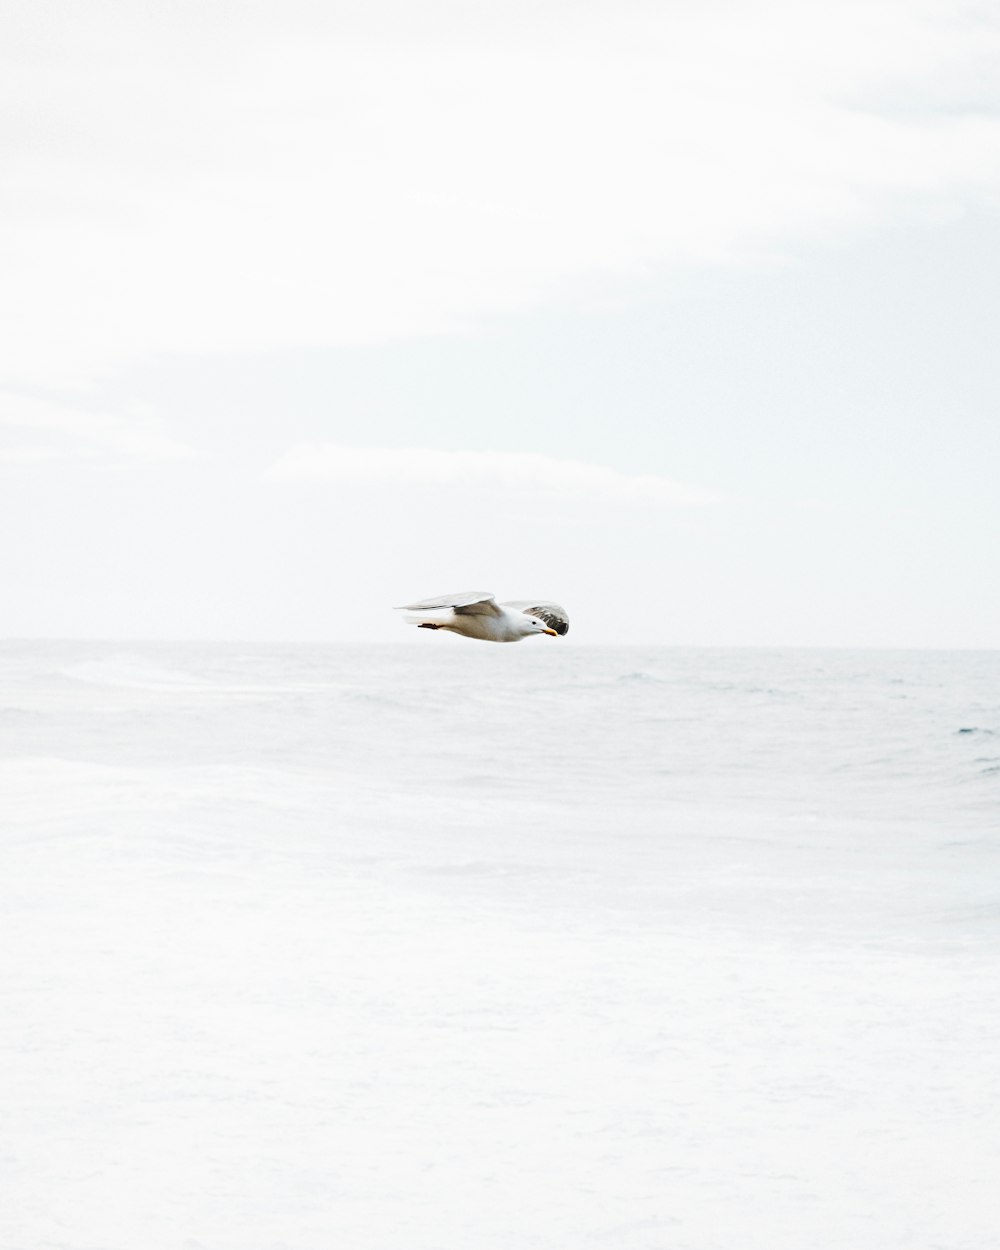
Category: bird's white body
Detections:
[
  {"x1": 403, "y1": 604, "x2": 546, "y2": 643},
  {"x1": 397, "y1": 591, "x2": 569, "y2": 643}
]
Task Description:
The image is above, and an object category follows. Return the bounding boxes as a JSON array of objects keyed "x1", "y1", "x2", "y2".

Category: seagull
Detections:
[{"x1": 396, "y1": 591, "x2": 569, "y2": 643}]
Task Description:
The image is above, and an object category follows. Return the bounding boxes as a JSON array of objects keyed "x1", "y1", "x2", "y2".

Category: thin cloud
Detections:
[
  {"x1": 0, "y1": 394, "x2": 196, "y2": 463},
  {"x1": 265, "y1": 443, "x2": 721, "y2": 507}
]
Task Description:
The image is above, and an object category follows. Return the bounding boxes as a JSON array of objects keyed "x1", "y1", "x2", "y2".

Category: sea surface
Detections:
[{"x1": 1, "y1": 641, "x2": 998, "y2": 1249}]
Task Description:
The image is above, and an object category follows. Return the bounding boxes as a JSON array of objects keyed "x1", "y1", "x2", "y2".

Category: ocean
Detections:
[{"x1": 1, "y1": 641, "x2": 998, "y2": 1249}]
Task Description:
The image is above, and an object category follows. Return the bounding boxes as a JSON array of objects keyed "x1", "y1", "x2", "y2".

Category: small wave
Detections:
[
  {"x1": 341, "y1": 688, "x2": 413, "y2": 711},
  {"x1": 60, "y1": 658, "x2": 209, "y2": 690},
  {"x1": 0, "y1": 706, "x2": 44, "y2": 721},
  {"x1": 957, "y1": 727, "x2": 995, "y2": 736},
  {"x1": 414, "y1": 861, "x2": 572, "y2": 880}
]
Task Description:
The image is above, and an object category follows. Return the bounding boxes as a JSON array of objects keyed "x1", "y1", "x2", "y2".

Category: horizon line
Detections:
[{"x1": 1, "y1": 637, "x2": 996, "y2": 654}]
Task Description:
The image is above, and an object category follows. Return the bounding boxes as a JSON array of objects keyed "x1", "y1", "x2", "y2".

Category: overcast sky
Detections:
[{"x1": 2, "y1": 0, "x2": 998, "y2": 645}]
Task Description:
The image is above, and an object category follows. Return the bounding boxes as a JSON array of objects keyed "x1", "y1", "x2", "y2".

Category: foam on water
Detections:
[{"x1": 1, "y1": 642, "x2": 998, "y2": 1250}]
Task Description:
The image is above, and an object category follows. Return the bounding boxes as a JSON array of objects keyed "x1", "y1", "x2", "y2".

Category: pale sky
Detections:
[{"x1": 2, "y1": 0, "x2": 998, "y2": 645}]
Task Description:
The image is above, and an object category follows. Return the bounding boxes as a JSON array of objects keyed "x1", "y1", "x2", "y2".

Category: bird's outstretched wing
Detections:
[
  {"x1": 397, "y1": 591, "x2": 503, "y2": 617},
  {"x1": 502, "y1": 600, "x2": 570, "y2": 635}
]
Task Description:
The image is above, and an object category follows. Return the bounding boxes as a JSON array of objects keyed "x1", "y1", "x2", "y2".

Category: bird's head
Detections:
[{"x1": 524, "y1": 615, "x2": 559, "y2": 637}]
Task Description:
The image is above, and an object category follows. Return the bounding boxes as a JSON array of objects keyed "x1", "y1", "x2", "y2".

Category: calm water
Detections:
[
  {"x1": 2, "y1": 640, "x2": 997, "y2": 814},
  {"x1": 1, "y1": 642, "x2": 998, "y2": 1249}
]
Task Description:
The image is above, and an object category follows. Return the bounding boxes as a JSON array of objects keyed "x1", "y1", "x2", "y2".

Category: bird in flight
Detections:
[{"x1": 396, "y1": 591, "x2": 569, "y2": 643}]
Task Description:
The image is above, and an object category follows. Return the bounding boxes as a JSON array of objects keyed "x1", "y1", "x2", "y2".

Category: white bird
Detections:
[{"x1": 396, "y1": 591, "x2": 569, "y2": 643}]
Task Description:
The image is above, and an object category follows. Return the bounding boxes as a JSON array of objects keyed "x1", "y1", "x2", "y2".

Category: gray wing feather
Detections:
[
  {"x1": 502, "y1": 600, "x2": 570, "y2": 635},
  {"x1": 397, "y1": 590, "x2": 502, "y2": 617}
]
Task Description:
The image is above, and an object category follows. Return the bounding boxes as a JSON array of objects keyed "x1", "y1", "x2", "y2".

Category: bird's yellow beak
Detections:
[{"x1": 543, "y1": 627, "x2": 558, "y2": 636}]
